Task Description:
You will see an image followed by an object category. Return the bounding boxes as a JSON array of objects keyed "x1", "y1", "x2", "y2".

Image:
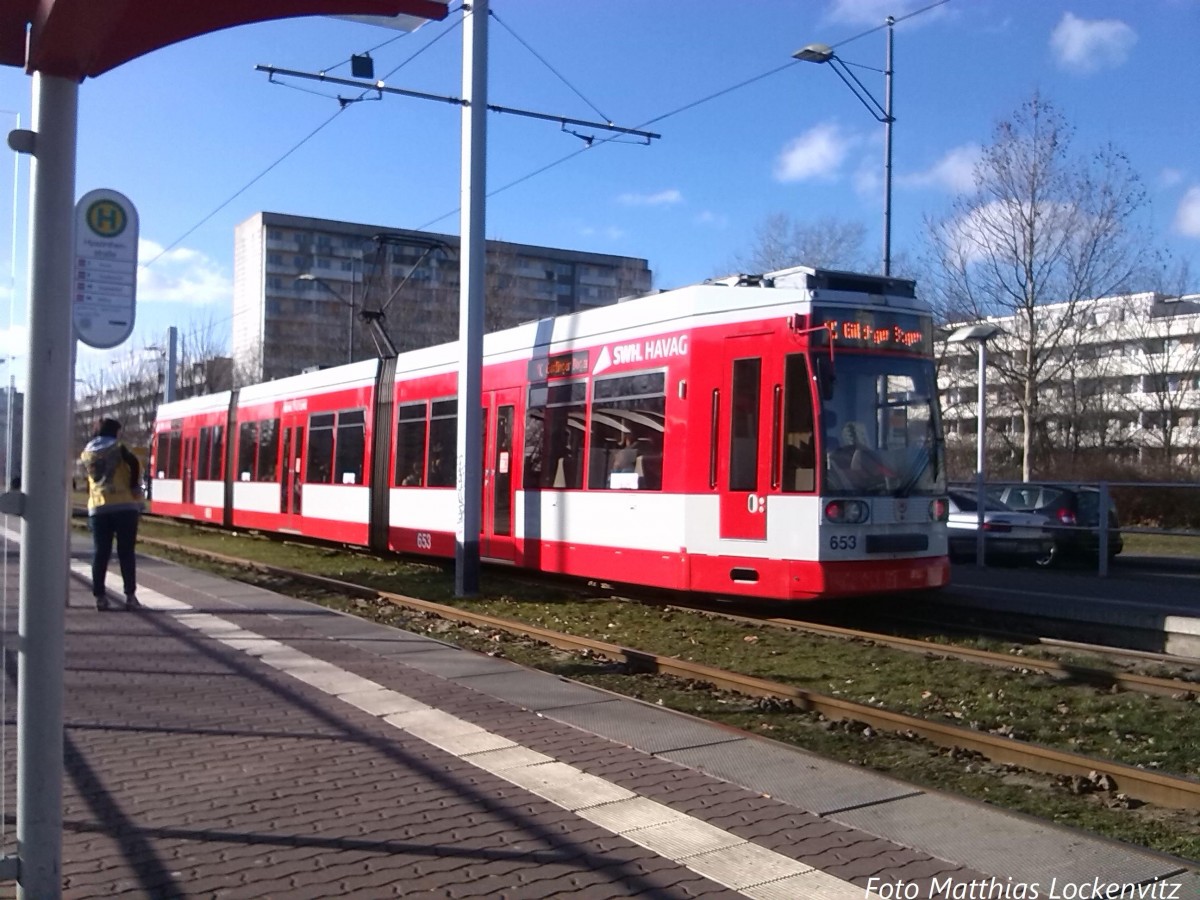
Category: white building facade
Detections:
[
  {"x1": 233, "y1": 212, "x2": 653, "y2": 383},
  {"x1": 939, "y1": 291, "x2": 1200, "y2": 473}
]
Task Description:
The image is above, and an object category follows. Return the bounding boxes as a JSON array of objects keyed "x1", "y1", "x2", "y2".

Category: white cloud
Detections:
[
  {"x1": 136, "y1": 239, "x2": 230, "y2": 305},
  {"x1": 775, "y1": 123, "x2": 852, "y2": 182},
  {"x1": 580, "y1": 225, "x2": 626, "y2": 241},
  {"x1": 1173, "y1": 186, "x2": 1200, "y2": 239},
  {"x1": 1159, "y1": 168, "x2": 1185, "y2": 189},
  {"x1": 617, "y1": 189, "x2": 682, "y2": 206},
  {"x1": 941, "y1": 198, "x2": 1093, "y2": 266},
  {"x1": 694, "y1": 210, "x2": 728, "y2": 228},
  {"x1": 902, "y1": 144, "x2": 981, "y2": 193},
  {"x1": 0, "y1": 324, "x2": 27, "y2": 360},
  {"x1": 1050, "y1": 12, "x2": 1136, "y2": 74}
]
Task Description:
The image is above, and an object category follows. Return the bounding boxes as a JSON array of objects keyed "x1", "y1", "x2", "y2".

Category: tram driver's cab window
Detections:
[
  {"x1": 588, "y1": 371, "x2": 665, "y2": 491},
  {"x1": 782, "y1": 354, "x2": 816, "y2": 492}
]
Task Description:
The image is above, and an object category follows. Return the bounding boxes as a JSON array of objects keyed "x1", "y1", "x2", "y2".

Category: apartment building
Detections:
[
  {"x1": 939, "y1": 291, "x2": 1200, "y2": 469},
  {"x1": 232, "y1": 212, "x2": 654, "y2": 383}
]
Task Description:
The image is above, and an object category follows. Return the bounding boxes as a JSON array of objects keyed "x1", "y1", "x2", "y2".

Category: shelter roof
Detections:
[{"x1": 1, "y1": 0, "x2": 447, "y2": 80}]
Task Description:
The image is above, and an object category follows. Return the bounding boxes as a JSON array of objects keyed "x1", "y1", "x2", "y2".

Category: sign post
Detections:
[{"x1": 73, "y1": 188, "x2": 138, "y2": 348}]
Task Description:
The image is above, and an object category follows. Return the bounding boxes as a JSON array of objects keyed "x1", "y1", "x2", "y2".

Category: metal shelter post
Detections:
[
  {"x1": 455, "y1": 0, "x2": 487, "y2": 596},
  {"x1": 17, "y1": 70, "x2": 78, "y2": 899},
  {"x1": 165, "y1": 325, "x2": 177, "y2": 402}
]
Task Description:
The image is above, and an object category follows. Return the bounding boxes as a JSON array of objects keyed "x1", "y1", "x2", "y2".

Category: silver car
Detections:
[{"x1": 946, "y1": 489, "x2": 1055, "y2": 565}]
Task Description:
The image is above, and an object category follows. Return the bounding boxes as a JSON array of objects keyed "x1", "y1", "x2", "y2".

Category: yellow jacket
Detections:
[{"x1": 81, "y1": 436, "x2": 143, "y2": 514}]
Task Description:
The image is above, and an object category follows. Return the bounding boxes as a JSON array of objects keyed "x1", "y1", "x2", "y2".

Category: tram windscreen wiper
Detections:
[{"x1": 893, "y1": 446, "x2": 931, "y2": 498}]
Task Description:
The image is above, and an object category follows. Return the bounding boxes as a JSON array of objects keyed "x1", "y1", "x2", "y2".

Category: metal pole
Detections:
[
  {"x1": 5, "y1": 112, "x2": 18, "y2": 490},
  {"x1": 347, "y1": 255, "x2": 355, "y2": 364},
  {"x1": 975, "y1": 340, "x2": 987, "y2": 567},
  {"x1": 882, "y1": 16, "x2": 893, "y2": 277},
  {"x1": 5, "y1": 375, "x2": 14, "y2": 490},
  {"x1": 455, "y1": 0, "x2": 487, "y2": 596},
  {"x1": 165, "y1": 325, "x2": 177, "y2": 403},
  {"x1": 18, "y1": 71, "x2": 77, "y2": 899}
]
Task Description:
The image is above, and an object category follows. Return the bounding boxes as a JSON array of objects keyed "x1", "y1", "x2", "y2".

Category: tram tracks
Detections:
[
  {"x1": 135, "y1": 534, "x2": 1200, "y2": 813},
  {"x1": 661, "y1": 600, "x2": 1200, "y2": 700}
]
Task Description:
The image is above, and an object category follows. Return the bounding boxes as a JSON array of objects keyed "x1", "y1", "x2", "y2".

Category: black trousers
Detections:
[{"x1": 89, "y1": 509, "x2": 140, "y2": 598}]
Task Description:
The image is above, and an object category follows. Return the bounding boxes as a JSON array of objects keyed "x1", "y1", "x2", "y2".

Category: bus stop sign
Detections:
[{"x1": 73, "y1": 188, "x2": 138, "y2": 349}]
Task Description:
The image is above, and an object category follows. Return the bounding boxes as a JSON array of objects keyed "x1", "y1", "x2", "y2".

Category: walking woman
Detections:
[{"x1": 81, "y1": 417, "x2": 143, "y2": 610}]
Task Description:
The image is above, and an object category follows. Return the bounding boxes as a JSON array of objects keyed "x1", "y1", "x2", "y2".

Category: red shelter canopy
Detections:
[{"x1": 1, "y1": 0, "x2": 448, "y2": 79}]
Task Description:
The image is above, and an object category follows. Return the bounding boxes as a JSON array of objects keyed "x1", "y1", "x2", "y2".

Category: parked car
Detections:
[
  {"x1": 946, "y1": 489, "x2": 1056, "y2": 565},
  {"x1": 983, "y1": 483, "x2": 1124, "y2": 565}
]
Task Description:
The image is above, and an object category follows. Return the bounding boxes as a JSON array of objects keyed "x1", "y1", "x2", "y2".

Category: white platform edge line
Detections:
[{"x1": 62, "y1": 557, "x2": 868, "y2": 899}]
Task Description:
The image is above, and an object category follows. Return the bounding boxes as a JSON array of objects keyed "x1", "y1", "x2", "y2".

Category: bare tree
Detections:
[
  {"x1": 1117, "y1": 263, "x2": 1200, "y2": 466},
  {"x1": 925, "y1": 93, "x2": 1150, "y2": 479},
  {"x1": 726, "y1": 213, "x2": 867, "y2": 276},
  {"x1": 75, "y1": 346, "x2": 161, "y2": 452}
]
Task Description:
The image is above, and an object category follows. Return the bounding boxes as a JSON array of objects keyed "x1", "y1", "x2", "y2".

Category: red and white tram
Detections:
[{"x1": 152, "y1": 267, "x2": 950, "y2": 601}]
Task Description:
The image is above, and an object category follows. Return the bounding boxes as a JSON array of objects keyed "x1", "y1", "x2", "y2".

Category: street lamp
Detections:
[
  {"x1": 296, "y1": 272, "x2": 355, "y2": 365},
  {"x1": 948, "y1": 322, "x2": 1003, "y2": 567},
  {"x1": 793, "y1": 15, "x2": 895, "y2": 276}
]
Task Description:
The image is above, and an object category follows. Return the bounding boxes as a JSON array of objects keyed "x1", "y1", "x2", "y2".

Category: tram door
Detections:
[
  {"x1": 718, "y1": 335, "x2": 776, "y2": 541},
  {"x1": 481, "y1": 388, "x2": 518, "y2": 561},
  {"x1": 279, "y1": 420, "x2": 305, "y2": 529},
  {"x1": 181, "y1": 435, "x2": 197, "y2": 505}
]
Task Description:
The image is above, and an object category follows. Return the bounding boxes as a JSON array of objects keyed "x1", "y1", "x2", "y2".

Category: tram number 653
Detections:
[
  {"x1": 415, "y1": 532, "x2": 433, "y2": 550},
  {"x1": 829, "y1": 535, "x2": 857, "y2": 551}
]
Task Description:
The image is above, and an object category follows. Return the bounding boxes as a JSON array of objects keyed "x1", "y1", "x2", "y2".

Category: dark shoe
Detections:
[
  {"x1": 95, "y1": 595, "x2": 110, "y2": 611},
  {"x1": 124, "y1": 594, "x2": 141, "y2": 611}
]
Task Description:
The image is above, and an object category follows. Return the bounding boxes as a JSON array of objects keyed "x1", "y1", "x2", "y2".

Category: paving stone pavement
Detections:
[{"x1": 0, "y1": 542, "x2": 1194, "y2": 899}]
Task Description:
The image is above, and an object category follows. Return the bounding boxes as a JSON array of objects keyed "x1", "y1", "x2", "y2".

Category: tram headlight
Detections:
[
  {"x1": 930, "y1": 498, "x2": 948, "y2": 522},
  {"x1": 825, "y1": 499, "x2": 869, "y2": 524}
]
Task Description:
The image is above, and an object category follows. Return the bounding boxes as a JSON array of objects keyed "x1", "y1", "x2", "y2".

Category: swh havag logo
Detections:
[{"x1": 85, "y1": 199, "x2": 128, "y2": 238}]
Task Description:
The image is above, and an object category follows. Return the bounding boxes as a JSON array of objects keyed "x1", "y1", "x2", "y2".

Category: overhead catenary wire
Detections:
[
  {"x1": 489, "y1": 8, "x2": 612, "y2": 125},
  {"x1": 144, "y1": 1, "x2": 953, "y2": 351},
  {"x1": 140, "y1": 6, "x2": 465, "y2": 271}
]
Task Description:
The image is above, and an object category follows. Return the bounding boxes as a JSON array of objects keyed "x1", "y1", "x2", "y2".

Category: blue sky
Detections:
[{"x1": 1, "y1": 0, "x2": 1198, "y2": 385}]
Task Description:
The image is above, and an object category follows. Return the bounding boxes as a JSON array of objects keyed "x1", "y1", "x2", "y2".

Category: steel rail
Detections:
[
  {"x1": 135, "y1": 536, "x2": 1200, "y2": 810},
  {"x1": 672, "y1": 603, "x2": 1200, "y2": 699}
]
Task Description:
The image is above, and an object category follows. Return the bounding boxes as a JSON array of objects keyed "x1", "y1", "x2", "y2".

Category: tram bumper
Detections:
[{"x1": 797, "y1": 555, "x2": 950, "y2": 599}]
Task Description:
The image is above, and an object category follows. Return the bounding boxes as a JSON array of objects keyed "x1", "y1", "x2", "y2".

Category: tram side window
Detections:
[
  {"x1": 729, "y1": 358, "x2": 761, "y2": 491},
  {"x1": 238, "y1": 422, "x2": 256, "y2": 482},
  {"x1": 198, "y1": 427, "x2": 211, "y2": 481},
  {"x1": 782, "y1": 354, "x2": 816, "y2": 493},
  {"x1": 335, "y1": 409, "x2": 366, "y2": 485},
  {"x1": 237, "y1": 419, "x2": 280, "y2": 482},
  {"x1": 209, "y1": 425, "x2": 225, "y2": 481},
  {"x1": 587, "y1": 372, "x2": 666, "y2": 491},
  {"x1": 306, "y1": 413, "x2": 335, "y2": 484},
  {"x1": 395, "y1": 402, "x2": 427, "y2": 486},
  {"x1": 258, "y1": 418, "x2": 279, "y2": 481},
  {"x1": 525, "y1": 381, "x2": 586, "y2": 489},
  {"x1": 427, "y1": 398, "x2": 457, "y2": 487},
  {"x1": 156, "y1": 431, "x2": 181, "y2": 479}
]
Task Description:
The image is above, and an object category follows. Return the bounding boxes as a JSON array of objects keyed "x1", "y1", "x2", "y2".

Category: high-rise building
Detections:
[{"x1": 232, "y1": 212, "x2": 654, "y2": 383}]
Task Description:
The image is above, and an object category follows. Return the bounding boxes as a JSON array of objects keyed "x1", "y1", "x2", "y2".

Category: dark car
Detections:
[{"x1": 983, "y1": 483, "x2": 1123, "y2": 566}]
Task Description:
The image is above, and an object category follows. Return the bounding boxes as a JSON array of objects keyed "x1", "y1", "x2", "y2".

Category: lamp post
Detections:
[
  {"x1": 296, "y1": 273, "x2": 354, "y2": 365},
  {"x1": 793, "y1": 16, "x2": 895, "y2": 276},
  {"x1": 948, "y1": 323, "x2": 1002, "y2": 567}
]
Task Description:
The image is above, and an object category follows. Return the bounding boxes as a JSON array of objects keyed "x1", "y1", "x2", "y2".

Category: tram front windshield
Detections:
[{"x1": 819, "y1": 355, "x2": 944, "y2": 497}]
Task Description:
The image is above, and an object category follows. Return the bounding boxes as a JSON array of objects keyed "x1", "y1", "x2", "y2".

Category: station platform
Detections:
[{"x1": 4, "y1": 532, "x2": 1196, "y2": 898}]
